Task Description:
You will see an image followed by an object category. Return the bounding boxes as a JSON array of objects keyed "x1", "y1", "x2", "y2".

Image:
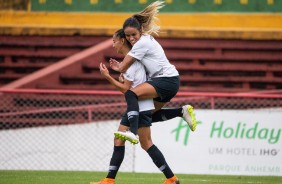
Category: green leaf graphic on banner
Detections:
[{"x1": 171, "y1": 118, "x2": 202, "y2": 146}]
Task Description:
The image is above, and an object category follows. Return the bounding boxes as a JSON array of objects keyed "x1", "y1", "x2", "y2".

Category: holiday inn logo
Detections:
[{"x1": 171, "y1": 118, "x2": 281, "y2": 146}]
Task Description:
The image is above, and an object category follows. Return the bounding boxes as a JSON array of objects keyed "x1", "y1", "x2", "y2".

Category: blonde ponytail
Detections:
[{"x1": 132, "y1": 0, "x2": 165, "y2": 35}]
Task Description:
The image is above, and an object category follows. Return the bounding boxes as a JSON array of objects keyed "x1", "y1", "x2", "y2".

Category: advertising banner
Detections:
[
  {"x1": 135, "y1": 109, "x2": 282, "y2": 176},
  {"x1": 1, "y1": 109, "x2": 281, "y2": 176}
]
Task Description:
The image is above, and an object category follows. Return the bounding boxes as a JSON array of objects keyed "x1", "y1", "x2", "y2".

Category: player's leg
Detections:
[
  {"x1": 138, "y1": 127, "x2": 180, "y2": 184},
  {"x1": 137, "y1": 111, "x2": 179, "y2": 184},
  {"x1": 90, "y1": 124, "x2": 127, "y2": 184},
  {"x1": 145, "y1": 76, "x2": 196, "y2": 131},
  {"x1": 131, "y1": 82, "x2": 159, "y2": 100},
  {"x1": 152, "y1": 101, "x2": 181, "y2": 121},
  {"x1": 114, "y1": 112, "x2": 140, "y2": 144},
  {"x1": 120, "y1": 83, "x2": 158, "y2": 144},
  {"x1": 106, "y1": 125, "x2": 127, "y2": 180},
  {"x1": 152, "y1": 101, "x2": 197, "y2": 132}
]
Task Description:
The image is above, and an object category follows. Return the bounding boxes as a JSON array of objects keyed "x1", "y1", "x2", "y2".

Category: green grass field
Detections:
[{"x1": 0, "y1": 170, "x2": 281, "y2": 184}]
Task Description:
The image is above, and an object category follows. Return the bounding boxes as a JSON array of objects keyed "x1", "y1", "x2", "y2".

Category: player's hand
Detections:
[
  {"x1": 119, "y1": 73, "x2": 124, "y2": 83},
  {"x1": 99, "y1": 63, "x2": 110, "y2": 77},
  {"x1": 109, "y1": 58, "x2": 120, "y2": 72}
]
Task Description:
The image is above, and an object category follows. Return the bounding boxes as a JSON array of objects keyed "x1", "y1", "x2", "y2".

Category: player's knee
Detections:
[
  {"x1": 140, "y1": 140, "x2": 153, "y2": 151},
  {"x1": 114, "y1": 137, "x2": 125, "y2": 146}
]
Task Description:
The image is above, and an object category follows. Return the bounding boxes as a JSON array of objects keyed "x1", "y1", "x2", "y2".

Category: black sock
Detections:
[
  {"x1": 124, "y1": 90, "x2": 139, "y2": 135},
  {"x1": 106, "y1": 146, "x2": 125, "y2": 179},
  {"x1": 147, "y1": 144, "x2": 174, "y2": 179},
  {"x1": 152, "y1": 108, "x2": 182, "y2": 123}
]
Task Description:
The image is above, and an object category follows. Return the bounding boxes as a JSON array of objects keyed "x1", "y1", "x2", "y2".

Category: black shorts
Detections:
[
  {"x1": 146, "y1": 76, "x2": 180, "y2": 103},
  {"x1": 120, "y1": 110, "x2": 152, "y2": 128}
]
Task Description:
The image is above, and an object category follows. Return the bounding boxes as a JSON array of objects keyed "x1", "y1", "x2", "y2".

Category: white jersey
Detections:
[
  {"x1": 123, "y1": 61, "x2": 154, "y2": 112},
  {"x1": 128, "y1": 34, "x2": 179, "y2": 78}
]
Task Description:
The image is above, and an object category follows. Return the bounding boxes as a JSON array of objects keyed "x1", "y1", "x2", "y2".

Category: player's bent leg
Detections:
[
  {"x1": 131, "y1": 82, "x2": 158, "y2": 100},
  {"x1": 182, "y1": 104, "x2": 197, "y2": 131}
]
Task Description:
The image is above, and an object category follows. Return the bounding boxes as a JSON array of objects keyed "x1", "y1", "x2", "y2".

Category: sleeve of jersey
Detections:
[{"x1": 128, "y1": 39, "x2": 148, "y2": 61}]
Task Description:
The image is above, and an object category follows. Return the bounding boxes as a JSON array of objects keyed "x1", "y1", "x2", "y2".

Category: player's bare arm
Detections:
[
  {"x1": 109, "y1": 55, "x2": 135, "y2": 73},
  {"x1": 99, "y1": 63, "x2": 132, "y2": 93}
]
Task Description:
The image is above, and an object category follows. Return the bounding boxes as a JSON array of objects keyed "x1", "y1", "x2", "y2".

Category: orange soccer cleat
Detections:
[
  {"x1": 90, "y1": 178, "x2": 115, "y2": 184},
  {"x1": 164, "y1": 175, "x2": 180, "y2": 184}
]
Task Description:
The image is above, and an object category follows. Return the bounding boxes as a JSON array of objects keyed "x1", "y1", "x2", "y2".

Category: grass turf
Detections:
[{"x1": 0, "y1": 170, "x2": 281, "y2": 184}]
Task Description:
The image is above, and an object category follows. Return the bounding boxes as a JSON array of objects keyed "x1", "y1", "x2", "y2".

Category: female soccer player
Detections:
[
  {"x1": 110, "y1": 1, "x2": 196, "y2": 143},
  {"x1": 91, "y1": 29, "x2": 179, "y2": 184}
]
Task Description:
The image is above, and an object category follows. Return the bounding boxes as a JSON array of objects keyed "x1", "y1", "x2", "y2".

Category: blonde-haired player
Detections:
[{"x1": 111, "y1": 1, "x2": 196, "y2": 152}]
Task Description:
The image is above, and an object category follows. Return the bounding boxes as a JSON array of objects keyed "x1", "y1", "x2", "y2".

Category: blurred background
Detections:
[{"x1": 0, "y1": 0, "x2": 281, "y2": 179}]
